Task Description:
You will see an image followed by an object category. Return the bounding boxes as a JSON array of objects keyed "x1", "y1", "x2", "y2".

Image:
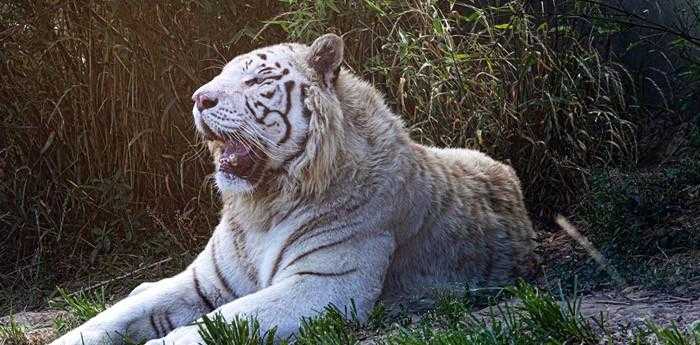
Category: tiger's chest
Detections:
[{"x1": 219, "y1": 210, "x2": 313, "y2": 291}]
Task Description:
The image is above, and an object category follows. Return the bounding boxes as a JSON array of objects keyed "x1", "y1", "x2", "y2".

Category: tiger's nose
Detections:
[{"x1": 195, "y1": 93, "x2": 218, "y2": 112}]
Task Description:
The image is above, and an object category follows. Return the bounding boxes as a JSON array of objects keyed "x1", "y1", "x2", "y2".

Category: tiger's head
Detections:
[{"x1": 192, "y1": 34, "x2": 346, "y2": 197}]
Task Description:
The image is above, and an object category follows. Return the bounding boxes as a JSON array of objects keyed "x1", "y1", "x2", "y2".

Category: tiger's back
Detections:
[{"x1": 381, "y1": 143, "x2": 536, "y2": 300}]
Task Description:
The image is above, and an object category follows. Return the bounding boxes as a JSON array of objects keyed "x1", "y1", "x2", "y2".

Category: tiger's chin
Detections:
[{"x1": 214, "y1": 171, "x2": 254, "y2": 194}]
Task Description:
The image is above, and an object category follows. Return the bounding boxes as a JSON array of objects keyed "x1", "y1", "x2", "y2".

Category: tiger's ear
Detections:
[{"x1": 307, "y1": 33, "x2": 343, "y2": 88}]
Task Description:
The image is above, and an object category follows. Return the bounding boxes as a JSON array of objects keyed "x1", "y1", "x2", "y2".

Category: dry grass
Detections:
[{"x1": 0, "y1": 0, "x2": 642, "y2": 311}]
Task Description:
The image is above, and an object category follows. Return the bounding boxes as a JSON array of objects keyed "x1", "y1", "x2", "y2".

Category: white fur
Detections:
[{"x1": 50, "y1": 35, "x2": 535, "y2": 345}]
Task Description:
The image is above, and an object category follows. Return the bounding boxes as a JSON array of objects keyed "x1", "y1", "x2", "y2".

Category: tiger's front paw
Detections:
[{"x1": 143, "y1": 325, "x2": 203, "y2": 345}]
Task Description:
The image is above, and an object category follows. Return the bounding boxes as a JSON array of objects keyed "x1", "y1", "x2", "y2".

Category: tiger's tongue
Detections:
[{"x1": 219, "y1": 141, "x2": 255, "y2": 178}]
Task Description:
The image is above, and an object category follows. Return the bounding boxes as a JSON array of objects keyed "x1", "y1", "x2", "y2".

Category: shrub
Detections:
[{"x1": 580, "y1": 159, "x2": 700, "y2": 257}]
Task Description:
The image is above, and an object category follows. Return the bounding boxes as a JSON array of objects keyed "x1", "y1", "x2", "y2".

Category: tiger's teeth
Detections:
[{"x1": 220, "y1": 154, "x2": 238, "y2": 166}]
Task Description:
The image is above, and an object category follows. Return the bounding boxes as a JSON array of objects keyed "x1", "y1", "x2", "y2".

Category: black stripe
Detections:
[
  {"x1": 230, "y1": 224, "x2": 260, "y2": 286},
  {"x1": 296, "y1": 268, "x2": 358, "y2": 277},
  {"x1": 276, "y1": 201, "x2": 301, "y2": 225},
  {"x1": 283, "y1": 235, "x2": 356, "y2": 271},
  {"x1": 281, "y1": 134, "x2": 309, "y2": 168},
  {"x1": 261, "y1": 88, "x2": 277, "y2": 99},
  {"x1": 192, "y1": 267, "x2": 215, "y2": 311},
  {"x1": 150, "y1": 314, "x2": 161, "y2": 338},
  {"x1": 245, "y1": 74, "x2": 285, "y2": 87},
  {"x1": 211, "y1": 240, "x2": 236, "y2": 298},
  {"x1": 297, "y1": 220, "x2": 362, "y2": 245},
  {"x1": 277, "y1": 80, "x2": 295, "y2": 144},
  {"x1": 266, "y1": 74, "x2": 285, "y2": 81},
  {"x1": 157, "y1": 316, "x2": 169, "y2": 337},
  {"x1": 269, "y1": 218, "x2": 325, "y2": 284},
  {"x1": 268, "y1": 200, "x2": 358, "y2": 285},
  {"x1": 164, "y1": 313, "x2": 175, "y2": 333},
  {"x1": 245, "y1": 98, "x2": 256, "y2": 117}
]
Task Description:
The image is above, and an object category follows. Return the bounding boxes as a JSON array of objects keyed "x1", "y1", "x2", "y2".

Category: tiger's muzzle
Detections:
[{"x1": 193, "y1": 92, "x2": 266, "y2": 182}]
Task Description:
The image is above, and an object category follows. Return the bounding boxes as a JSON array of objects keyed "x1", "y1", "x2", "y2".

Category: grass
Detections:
[
  {"x1": 294, "y1": 304, "x2": 361, "y2": 345},
  {"x1": 0, "y1": 316, "x2": 28, "y2": 345},
  {"x1": 204, "y1": 303, "x2": 365, "y2": 345},
  {"x1": 198, "y1": 313, "x2": 279, "y2": 345},
  {"x1": 384, "y1": 281, "x2": 599, "y2": 345},
  {"x1": 511, "y1": 282, "x2": 599, "y2": 344},
  {"x1": 188, "y1": 281, "x2": 698, "y2": 345},
  {"x1": 49, "y1": 287, "x2": 107, "y2": 335},
  {"x1": 644, "y1": 322, "x2": 700, "y2": 345},
  {"x1": 40, "y1": 281, "x2": 700, "y2": 344}
]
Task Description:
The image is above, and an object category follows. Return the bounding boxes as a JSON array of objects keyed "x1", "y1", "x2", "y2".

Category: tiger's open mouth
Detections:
[
  {"x1": 220, "y1": 139, "x2": 256, "y2": 178},
  {"x1": 205, "y1": 131, "x2": 263, "y2": 180}
]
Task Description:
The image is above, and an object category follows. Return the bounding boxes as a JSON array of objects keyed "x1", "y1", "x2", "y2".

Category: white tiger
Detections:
[{"x1": 50, "y1": 34, "x2": 536, "y2": 345}]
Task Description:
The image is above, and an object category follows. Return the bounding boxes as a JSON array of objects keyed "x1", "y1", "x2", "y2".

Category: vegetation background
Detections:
[{"x1": 0, "y1": 0, "x2": 698, "y2": 343}]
